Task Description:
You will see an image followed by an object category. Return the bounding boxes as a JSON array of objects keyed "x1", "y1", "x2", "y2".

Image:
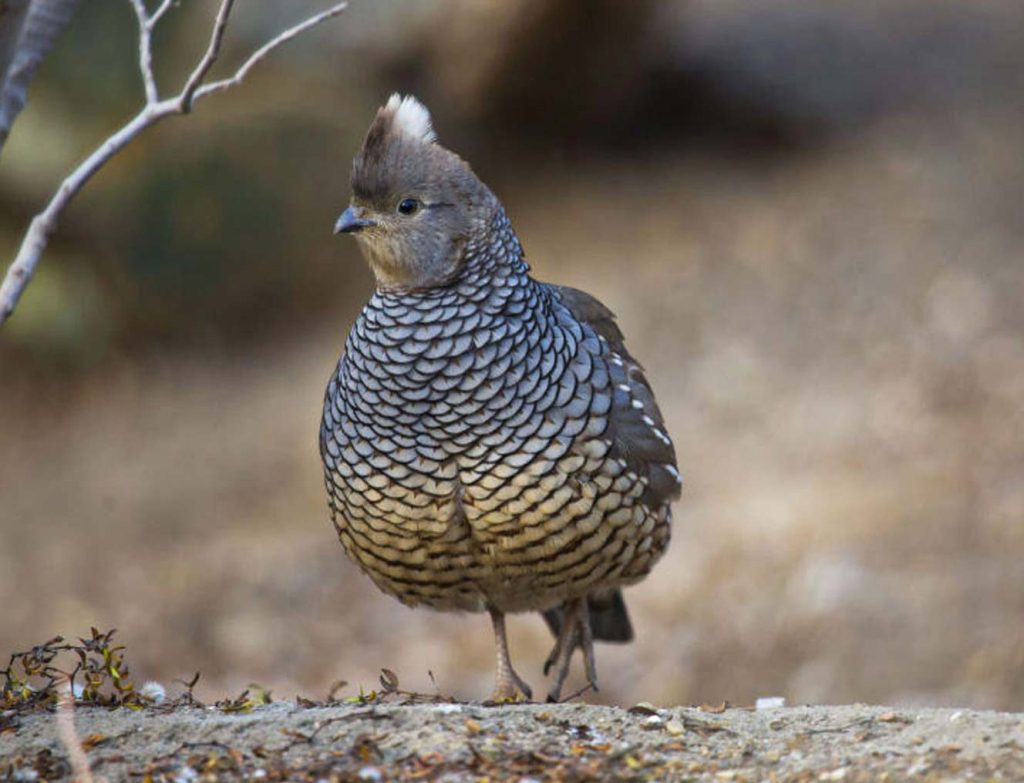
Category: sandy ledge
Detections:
[{"x1": 2, "y1": 702, "x2": 1022, "y2": 781}]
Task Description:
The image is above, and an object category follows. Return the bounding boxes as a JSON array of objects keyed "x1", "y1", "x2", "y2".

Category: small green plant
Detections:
[
  {"x1": 1, "y1": 627, "x2": 150, "y2": 712},
  {"x1": 1, "y1": 627, "x2": 443, "y2": 728}
]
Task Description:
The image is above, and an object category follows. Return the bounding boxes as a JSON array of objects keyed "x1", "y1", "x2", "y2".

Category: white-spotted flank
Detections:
[{"x1": 664, "y1": 463, "x2": 682, "y2": 486}]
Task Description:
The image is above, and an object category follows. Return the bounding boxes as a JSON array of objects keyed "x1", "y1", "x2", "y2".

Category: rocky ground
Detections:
[{"x1": 2, "y1": 701, "x2": 1022, "y2": 782}]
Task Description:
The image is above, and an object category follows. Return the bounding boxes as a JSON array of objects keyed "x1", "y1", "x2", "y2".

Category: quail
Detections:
[{"x1": 320, "y1": 95, "x2": 681, "y2": 702}]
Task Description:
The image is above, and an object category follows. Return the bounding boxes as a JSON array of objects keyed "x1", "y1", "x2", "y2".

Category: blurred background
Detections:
[{"x1": 2, "y1": 0, "x2": 1022, "y2": 710}]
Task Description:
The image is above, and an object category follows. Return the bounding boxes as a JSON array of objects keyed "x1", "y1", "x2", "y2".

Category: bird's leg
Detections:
[
  {"x1": 546, "y1": 597, "x2": 599, "y2": 702},
  {"x1": 577, "y1": 598, "x2": 598, "y2": 691},
  {"x1": 543, "y1": 607, "x2": 569, "y2": 677},
  {"x1": 489, "y1": 608, "x2": 532, "y2": 702},
  {"x1": 546, "y1": 598, "x2": 581, "y2": 702}
]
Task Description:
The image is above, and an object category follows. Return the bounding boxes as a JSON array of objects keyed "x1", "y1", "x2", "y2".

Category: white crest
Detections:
[{"x1": 384, "y1": 93, "x2": 436, "y2": 144}]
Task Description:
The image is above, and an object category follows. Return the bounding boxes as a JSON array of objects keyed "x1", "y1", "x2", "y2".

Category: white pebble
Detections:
[
  {"x1": 755, "y1": 696, "x2": 786, "y2": 710},
  {"x1": 357, "y1": 767, "x2": 382, "y2": 782},
  {"x1": 819, "y1": 768, "x2": 849, "y2": 781},
  {"x1": 12, "y1": 769, "x2": 39, "y2": 782},
  {"x1": 432, "y1": 703, "x2": 462, "y2": 714},
  {"x1": 140, "y1": 681, "x2": 167, "y2": 704}
]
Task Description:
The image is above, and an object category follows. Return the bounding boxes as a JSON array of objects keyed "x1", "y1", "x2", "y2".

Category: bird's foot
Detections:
[
  {"x1": 545, "y1": 597, "x2": 599, "y2": 702},
  {"x1": 547, "y1": 672, "x2": 600, "y2": 703},
  {"x1": 491, "y1": 669, "x2": 533, "y2": 703},
  {"x1": 489, "y1": 607, "x2": 533, "y2": 702}
]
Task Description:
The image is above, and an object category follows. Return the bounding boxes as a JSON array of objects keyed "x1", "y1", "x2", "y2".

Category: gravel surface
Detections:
[{"x1": 2, "y1": 701, "x2": 1022, "y2": 781}]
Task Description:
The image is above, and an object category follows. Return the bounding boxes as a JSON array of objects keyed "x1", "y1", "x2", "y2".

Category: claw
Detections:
[{"x1": 491, "y1": 673, "x2": 532, "y2": 702}]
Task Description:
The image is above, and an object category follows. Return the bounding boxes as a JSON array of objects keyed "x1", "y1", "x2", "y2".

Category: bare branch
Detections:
[
  {"x1": 195, "y1": 2, "x2": 349, "y2": 101},
  {"x1": 149, "y1": 0, "x2": 176, "y2": 28},
  {"x1": 0, "y1": 105, "x2": 163, "y2": 324},
  {"x1": 0, "y1": 1, "x2": 347, "y2": 326},
  {"x1": 179, "y1": 0, "x2": 236, "y2": 113},
  {"x1": 128, "y1": 0, "x2": 159, "y2": 104}
]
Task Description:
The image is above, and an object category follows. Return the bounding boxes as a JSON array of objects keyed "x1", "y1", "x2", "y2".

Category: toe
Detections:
[{"x1": 491, "y1": 683, "x2": 530, "y2": 702}]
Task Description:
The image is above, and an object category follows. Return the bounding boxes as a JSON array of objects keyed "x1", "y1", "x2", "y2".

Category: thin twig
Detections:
[
  {"x1": 149, "y1": 0, "x2": 176, "y2": 27},
  {"x1": 195, "y1": 2, "x2": 349, "y2": 101},
  {"x1": 128, "y1": 0, "x2": 159, "y2": 104},
  {"x1": 56, "y1": 676, "x2": 100, "y2": 783},
  {"x1": 179, "y1": 0, "x2": 236, "y2": 112},
  {"x1": 0, "y1": 1, "x2": 347, "y2": 326},
  {"x1": 556, "y1": 681, "x2": 596, "y2": 704}
]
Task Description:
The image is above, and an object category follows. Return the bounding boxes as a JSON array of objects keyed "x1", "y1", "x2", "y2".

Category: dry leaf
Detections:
[
  {"x1": 81, "y1": 733, "x2": 108, "y2": 750},
  {"x1": 379, "y1": 669, "x2": 399, "y2": 693}
]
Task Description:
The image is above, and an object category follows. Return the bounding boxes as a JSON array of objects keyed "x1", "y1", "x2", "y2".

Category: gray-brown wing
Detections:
[{"x1": 553, "y1": 285, "x2": 681, "y2": 509}]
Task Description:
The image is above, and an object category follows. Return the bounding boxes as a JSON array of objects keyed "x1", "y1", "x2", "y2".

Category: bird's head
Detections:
[{"x1": 335, "y1": 94, "x2": 497, "y2": 291}]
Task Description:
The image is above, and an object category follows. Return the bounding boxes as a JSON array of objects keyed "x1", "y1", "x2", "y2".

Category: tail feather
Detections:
[{"x1": 542, "y1": 589, "x2": 634, "y2": 643}]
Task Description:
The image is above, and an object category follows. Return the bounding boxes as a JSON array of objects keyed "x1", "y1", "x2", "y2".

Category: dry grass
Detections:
[{"x1": 2, "y1": 106, "x2": 1023, "y2": 709}]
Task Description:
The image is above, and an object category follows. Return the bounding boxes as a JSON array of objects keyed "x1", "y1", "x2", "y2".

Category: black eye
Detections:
[{"x1": 397, "y1": 198, "x2": 420, "y2": 215}]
